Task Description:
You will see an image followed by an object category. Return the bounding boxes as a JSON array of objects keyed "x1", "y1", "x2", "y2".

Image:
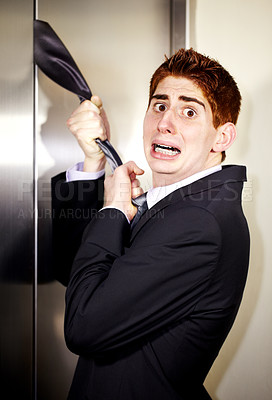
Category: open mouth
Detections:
[{"x1": 153, "y1": 143, "x2": 181, "y2": 156}]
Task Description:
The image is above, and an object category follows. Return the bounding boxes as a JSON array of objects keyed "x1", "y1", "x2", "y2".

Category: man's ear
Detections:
[{"x1": 212, "y1": 122, "x2": 237, "y2": 153}]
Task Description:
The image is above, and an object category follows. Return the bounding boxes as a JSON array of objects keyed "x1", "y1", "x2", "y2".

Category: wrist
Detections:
[
  {"x1": 83, "y1": 156, "x2": 106, "y2": 173},
  {"x1": 104, "y1": 200, "x2": 136, "y2": 222}
]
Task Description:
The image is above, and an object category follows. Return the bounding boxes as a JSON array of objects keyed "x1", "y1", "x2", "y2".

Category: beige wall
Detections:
[{"x1": 188, "y1": 1, "x2": 272, "y2": 399}]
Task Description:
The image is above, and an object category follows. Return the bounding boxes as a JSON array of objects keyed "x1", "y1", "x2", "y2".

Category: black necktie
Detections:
[
  {"x1": 131, "y1": 193, "x2": 148, "y2": 229},
  {"x1": 33, "y1": 19, "x2": 122, "y2": 173}
]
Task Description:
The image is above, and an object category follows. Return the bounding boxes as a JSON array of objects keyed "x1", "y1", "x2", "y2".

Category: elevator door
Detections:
[{"x1": 0, "y1": 1, "x2": 34, "y2": 399}]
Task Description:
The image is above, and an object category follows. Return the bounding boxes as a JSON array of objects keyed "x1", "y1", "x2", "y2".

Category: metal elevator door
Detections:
[
  {"x1": 0, "y1": 0, "x2": 34, "y2": 398},
  {"x1": 0, "y1": 1, "x2": 186, "y2": 399}
]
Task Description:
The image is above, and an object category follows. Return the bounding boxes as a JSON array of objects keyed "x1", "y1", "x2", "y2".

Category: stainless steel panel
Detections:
[
  {"x1": 36, "y1": 1, "x2": 186, "y2": 398},
  {"x1": 0, "y1": 1, "x2": 34, "y2": 398},
  {"x1": 170, "y1": 0, "x2": 187, "y2": 54}
]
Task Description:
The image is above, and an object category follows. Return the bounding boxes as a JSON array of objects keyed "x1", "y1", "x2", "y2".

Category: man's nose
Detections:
[{"x1": 157, "y1": 110, "x2": 176, "y2": 135}]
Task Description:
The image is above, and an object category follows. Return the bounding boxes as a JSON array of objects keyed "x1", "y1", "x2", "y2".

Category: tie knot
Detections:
[
  {"x1": 132, "y1": 192, "x2": 147, "y2": 208},
  {"x1": 131, "y1": 193, "x2": 148, "y2": 229}
]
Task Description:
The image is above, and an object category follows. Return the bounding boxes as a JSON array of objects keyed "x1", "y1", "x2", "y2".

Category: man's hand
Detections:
[
  {"x1": 67, "y1": 95, "x2": 110, "y2": 172},
  {"x1": 104, "y1": 162, "x2": 145, "y2": 221}
]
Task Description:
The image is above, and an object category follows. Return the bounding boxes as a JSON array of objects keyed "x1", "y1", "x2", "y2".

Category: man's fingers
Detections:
[
  {"x1": 68, "y1": 97, "x2": 111, "y2": 141},
  {"x1": 104, "y1": 161, "x2": 145, "y2": 221},
  {"x1": 91, "y1": 95, "x2": 103, "y2": 109},
  {"x1": 69, "y1": 102, "x2": 100, "y2": 123},
  {"x1": 124, "y1": 161, "x2": 145, "y2": 176},
  {"x1": 131, "y1": 187, "x2": 144, "y2": 199},
  {"x1": 67, "y1": 102, "x2": 107, "y2": 143},
  {"x1": 113, "y1": 162, "x2": 144, "y2": 185},
  {"x1": 131, "y1": 178, "x2": 141, "y2": 188},
  {"x1": 68, "y1": 119, "x2": 107, "y2": 140},
  {"x1": 69, "y1": 99, "x2": 99, "y2": 117},
  {"x1": 131, "y1": 178, "x2": 144, "y2": 199}
]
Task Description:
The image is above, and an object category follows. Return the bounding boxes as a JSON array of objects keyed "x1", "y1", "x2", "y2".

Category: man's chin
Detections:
[{"x1": 148, "y1": 158, "x2": 179, "y2": 173}]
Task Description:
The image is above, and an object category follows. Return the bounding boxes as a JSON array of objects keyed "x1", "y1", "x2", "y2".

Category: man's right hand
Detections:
[{"x1": 67, "y1": 95, "x2": 110, "y2": 172}]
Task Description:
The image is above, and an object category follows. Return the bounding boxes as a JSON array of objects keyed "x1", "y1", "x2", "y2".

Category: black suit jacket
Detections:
[{"x1": 51, "y1": 165, "x2": 250, "y2": 400}]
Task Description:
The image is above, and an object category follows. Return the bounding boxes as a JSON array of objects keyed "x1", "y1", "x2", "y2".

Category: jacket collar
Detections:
[{"x1": 130, "y1": 165, "x2": 247, "y2": 240}]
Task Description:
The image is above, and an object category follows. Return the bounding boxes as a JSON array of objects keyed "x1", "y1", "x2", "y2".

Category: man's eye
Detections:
[
  {"x1": 184, "y1": 108, "x2": 196, "y2": 118},
  {"x1": 154, "y1": 103, "x2": 167, "y2": 112}
]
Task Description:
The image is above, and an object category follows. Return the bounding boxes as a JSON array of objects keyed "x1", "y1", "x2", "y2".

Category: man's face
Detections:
[{"x1": 143, "y1": 76, "x2": 220, "y2": 187}]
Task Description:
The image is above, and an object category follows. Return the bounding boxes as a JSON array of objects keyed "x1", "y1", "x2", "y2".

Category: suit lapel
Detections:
[{"x1": 130, "y1": 165, "x2": 247, "y2": 241}]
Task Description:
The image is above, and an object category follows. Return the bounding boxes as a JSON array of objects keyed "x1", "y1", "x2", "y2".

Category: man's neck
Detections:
[{"x1": 152, "y1": 156, "x2": 222, "y2": 188}]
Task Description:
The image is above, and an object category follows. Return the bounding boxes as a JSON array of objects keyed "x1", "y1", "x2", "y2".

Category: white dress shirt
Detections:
[
  {"x1": 66, "y1": 163, "x2": 222, "y2": 221},
  {"x1": 66, "y1": 162, "x2": 105, "y2": 182},
  {"x1": 146, "y1": 165, "x2": 222, "y2": 209}
]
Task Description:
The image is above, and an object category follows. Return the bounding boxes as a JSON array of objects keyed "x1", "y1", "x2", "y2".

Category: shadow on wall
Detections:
[
  {"x1": 37, "y1": 72, "x2": 82, "y2": 283},
  {"x1": 37, "y1": 75, "x2": 80, "y2": 399}
]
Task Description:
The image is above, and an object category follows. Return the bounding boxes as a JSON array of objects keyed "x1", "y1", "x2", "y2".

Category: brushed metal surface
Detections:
[
  {"x1": 0, "y1": 0, "x2": 34, "y2": 398},
  {"x1": 170, "y1": 0, "x2": 186, "y2": 54}
]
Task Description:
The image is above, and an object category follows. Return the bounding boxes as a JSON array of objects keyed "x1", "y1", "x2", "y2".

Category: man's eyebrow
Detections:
[
  {"x1": 151, "y1": 94, "x2": 206, "y2": 109},
  {"x1": 179, "y1": 95, "x2": 206, "y2": 109},
  {"x1": 151, "y1": 94, "x2": 169, "y2": 101}
]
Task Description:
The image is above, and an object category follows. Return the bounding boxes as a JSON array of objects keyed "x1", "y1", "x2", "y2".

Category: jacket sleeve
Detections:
[
  {"x1": 51, "y1": 172, "x2": 105, "y2": 286},
  {"x1": 64, "y1": 206, "x2": 223, "y2": 356}
]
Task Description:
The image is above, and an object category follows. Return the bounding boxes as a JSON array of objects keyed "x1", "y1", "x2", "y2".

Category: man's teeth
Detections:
[{"x1": 154, "y1": 144, "x2": 180, "y2": 155}]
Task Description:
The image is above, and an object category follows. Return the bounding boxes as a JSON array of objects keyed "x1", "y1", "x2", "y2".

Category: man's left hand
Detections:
[{"x1": 104, "y1": 161, "x2": 145, "y2": 221}]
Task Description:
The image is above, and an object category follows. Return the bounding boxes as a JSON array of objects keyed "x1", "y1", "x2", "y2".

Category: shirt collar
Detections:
[{"x1": 146, "y1": 165, "x2": 222, "y2": 209}]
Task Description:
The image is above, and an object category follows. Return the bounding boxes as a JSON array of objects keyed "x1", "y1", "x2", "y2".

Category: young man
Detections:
[{"x1": 52, "y1": 48, "x2": 250, "y2": 399}]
